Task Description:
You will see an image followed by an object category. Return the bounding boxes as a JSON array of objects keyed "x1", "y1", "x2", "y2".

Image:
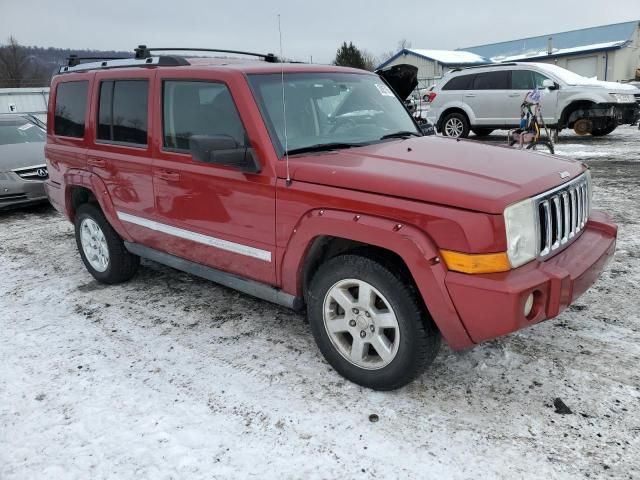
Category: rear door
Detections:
[
  {"x1": 150, "y1": 73, "x2": 276, "y2": 286},
  {"x1": 87, "y1": 70, "x2": 156, "y2": 244},
  {"x1": 463, "y1": 71, "x2": 510, "y2": 126}
]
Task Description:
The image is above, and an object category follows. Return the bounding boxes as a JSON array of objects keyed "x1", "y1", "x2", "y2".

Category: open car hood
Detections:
[{"x1": 375, "y1": 64, "x2": 418, "y2": 101}]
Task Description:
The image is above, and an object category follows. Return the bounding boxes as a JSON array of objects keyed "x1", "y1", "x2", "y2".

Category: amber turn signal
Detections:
[{"x1": 439, "y1": 250, "x2": 511, "y2": 274}]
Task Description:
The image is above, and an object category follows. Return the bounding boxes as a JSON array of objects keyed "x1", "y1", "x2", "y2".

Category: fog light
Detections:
[{"x1": 524, "y1": 293, "x2": 534, "y2": 317}]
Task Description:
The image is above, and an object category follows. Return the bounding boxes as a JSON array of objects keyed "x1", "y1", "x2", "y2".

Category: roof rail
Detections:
[
  {"x1": 450, "y1": 62, "x2": 518, "y2": 72},
  {"x1": 59, "y1": 55, "x2": 189, "y2": 74},
  {"x1": 133, "y1": 45, "x2": 279, "y2": 63},
  {"x1": 66, "y1": 54, "x2": 131, "y2": 67}
]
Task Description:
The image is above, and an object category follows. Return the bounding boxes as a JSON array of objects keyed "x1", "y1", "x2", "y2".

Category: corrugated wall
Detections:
[{"x1": 0, "y1": 88, "x2": 50, "y2": 123}]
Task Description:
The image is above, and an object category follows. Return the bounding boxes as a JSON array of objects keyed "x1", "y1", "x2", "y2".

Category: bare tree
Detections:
[
  {"x1": 379, "y1": 38, "x2": 413, "y2": 64},
  {"x1": 361, "y1": 50, "x2": 379, "y2": 71},
  {"x1": 0, "y1": 36, "x2": 49, "y2": 87}
]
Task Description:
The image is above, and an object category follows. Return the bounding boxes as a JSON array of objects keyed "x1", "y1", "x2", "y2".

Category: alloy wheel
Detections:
[
  {"x1": 80, "y1": 218, "x2": 109, "y2": 272},
  {"x1": 322, "y1": 278, "x2": 400, "y2": 370}
]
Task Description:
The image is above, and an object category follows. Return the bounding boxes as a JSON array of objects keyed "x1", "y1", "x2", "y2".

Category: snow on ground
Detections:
[{"x1": 1, "y1": 127, "x2": 639, "y2": 479}]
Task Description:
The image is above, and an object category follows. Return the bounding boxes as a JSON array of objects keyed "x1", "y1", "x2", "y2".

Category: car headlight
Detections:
[
  {"x1": 504, "y1": 198, "x2": 538, "y2": 268},
  {"x1": 609, "y1": 93, "x2": 635, "y2": 103}
]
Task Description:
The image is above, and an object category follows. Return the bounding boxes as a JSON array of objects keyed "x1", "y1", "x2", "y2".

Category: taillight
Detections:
[{"x1": 426, "y1": 92, "x2": 437, "y2": 103}]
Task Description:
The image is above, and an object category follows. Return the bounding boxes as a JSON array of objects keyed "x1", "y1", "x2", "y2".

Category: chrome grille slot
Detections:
[
  {"x1": 11, "y1": 164, "x2": 48, "y2": 180},
  {"x1": 534, "y1": 173, "x2": 591, "y2": 259}
]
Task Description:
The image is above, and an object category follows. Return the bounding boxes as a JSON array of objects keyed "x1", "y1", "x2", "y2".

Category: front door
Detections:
[
  {"x1": 150, "y1": 77, "x2": 276, "y2": 285},
  {"x1": 507, "y1": 69, "x2": 559, "y2": 127}
]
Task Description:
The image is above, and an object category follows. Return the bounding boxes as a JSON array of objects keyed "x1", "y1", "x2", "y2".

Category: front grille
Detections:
[
  {"x1": 535, "y1": 174, "x2": 590, "y2": 259},
  {"x1": 11, "y1": 164, "x2": 48, "y2": 180}
]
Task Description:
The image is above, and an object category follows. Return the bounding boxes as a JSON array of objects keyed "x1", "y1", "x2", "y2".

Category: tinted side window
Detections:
[
  {"x1": 54, "y1": 81, "x2": 88, "y2": 138},
  {"x1": 442, "y1": 74, "x2": 474, "y2": 91},
  {"x1": 163, "y1": 81, "x2": 247, "y2": 150},
  {"x1": 511, "y1": 70, "x2": 534, "y2": 90},
  {"x1": 97, "y1": 80, "x2": 148, "y2": 145},
  {"x1": 472, "y1": 71, "x2": 509, "y2": 90},
  {"x1": 532, "y1": 72, "x2": 551, "y2": 89}
]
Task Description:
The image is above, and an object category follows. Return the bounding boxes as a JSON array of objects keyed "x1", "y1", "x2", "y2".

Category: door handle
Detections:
[
  {"x1": 508, "y1": 93, "x2": 521, "y2": 97},
  {"x1": 464, "y1": 94, "x2": 476, "y2": 98},
  {"x1": 87, "y1": 157, "x2": 106, "y2": 168},
  {"x1": 157, "y1": 170, "x2": 180, "y2": 182}
]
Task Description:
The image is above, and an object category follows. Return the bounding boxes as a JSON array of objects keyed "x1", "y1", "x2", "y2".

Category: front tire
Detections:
[
  {"x1": 74, "y1": 203, "x2": 139, "y2": 284},
  {"x1": 591, "y1": 124, "x2": 617, "y2": 136},
  {"x1": 307, "y1": 254, "x2": 440, "y2": 390},
  {"x1": 441, "y1": 112, "x2": 470, "y2": 138}
]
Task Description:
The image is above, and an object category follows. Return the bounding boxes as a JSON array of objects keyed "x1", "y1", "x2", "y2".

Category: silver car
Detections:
[
  {"x1": 427, "y1": 62, "x2": 639, "y2": 138},
  {"x1": 0, "y1": 114, "x2": 49, "y2": 210}
]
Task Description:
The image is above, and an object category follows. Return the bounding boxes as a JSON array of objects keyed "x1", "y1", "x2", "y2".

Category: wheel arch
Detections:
[
  {"x1": 280, "y1": 209, "x2": 474, "y2": 349},
  {"x1": 559, "y1": 100, "x2": 596, "y2": 128},
  {"x1": 63, "y1": 170, "x2": 133, "y2": 242}
]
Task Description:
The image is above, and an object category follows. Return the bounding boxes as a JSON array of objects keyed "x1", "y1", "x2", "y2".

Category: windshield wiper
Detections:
[
  {"x1": 286, "y1": 142, "x2": 365, "y2": 155},
  {"x1": 380, "y1": 131, "x2": 422, "y2": 140}
]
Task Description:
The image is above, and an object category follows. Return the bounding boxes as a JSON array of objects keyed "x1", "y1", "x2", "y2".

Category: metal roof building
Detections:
[
  {"x1": 376, "y1": 49, "x2": 491, "y2": 89},
  {"x1": 462, "y1": 21, "x2": 640, "y2": 82}
]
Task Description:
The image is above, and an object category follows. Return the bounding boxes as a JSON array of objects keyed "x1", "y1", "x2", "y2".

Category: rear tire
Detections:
[
  {"x1": 306, "y1": 254, "x2": 440, "y2": 390},
  {"x1": 74, "y1": 203, "x2": 139, "y2": 284},
  {"x1": 441, "y1": 112, "x2": 470, "y2": 138},
  {"x1": 472, "y1": 128, "x2": 494, "y2": 137}
]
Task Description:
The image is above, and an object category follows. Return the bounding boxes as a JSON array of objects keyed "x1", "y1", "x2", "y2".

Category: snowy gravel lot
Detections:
[{"x1": 1, "y1": 127, "x2": 639, "y2": 479}]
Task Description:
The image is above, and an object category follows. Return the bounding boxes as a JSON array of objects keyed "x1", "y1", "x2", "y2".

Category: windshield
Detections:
[
  {"x1": 248, "y1": 72, "x2": 419, "y2": 155},
  {"x1": 0, "y1": 118, "x2": 45, "y2": 145}
]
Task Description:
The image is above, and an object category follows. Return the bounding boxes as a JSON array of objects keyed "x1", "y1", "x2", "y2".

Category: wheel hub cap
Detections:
[
  {"x1": 80, "y1": 218, "x2": 109, "y2": 273},
  {"x1": 323, "y1": 278, "x2": 400, "y2": 370}
]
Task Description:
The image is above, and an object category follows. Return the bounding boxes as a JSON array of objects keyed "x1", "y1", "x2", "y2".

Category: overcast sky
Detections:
[{"x1": 2, "y1": 0, "x2": 639, "y2": 64}]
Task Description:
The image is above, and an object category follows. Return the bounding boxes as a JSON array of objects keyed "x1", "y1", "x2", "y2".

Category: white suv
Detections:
[{"x1": 427, "y1": 62, "x2": 639, "y2": 138}]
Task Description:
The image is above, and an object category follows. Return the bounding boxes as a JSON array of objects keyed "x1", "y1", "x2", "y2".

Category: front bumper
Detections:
[
  {"x1": 0, "y1": 172, "x2": 48, "y2": 210},
  {"x1": 444, "y1": 210, "x2": 617, "y2": 344}
]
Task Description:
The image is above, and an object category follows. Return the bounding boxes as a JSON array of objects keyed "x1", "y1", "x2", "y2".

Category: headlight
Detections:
[
  {"x1": 504, "y1": 198, "x2": 538, "y2": 268},
  {"x1": 585, "y1": 169, "x2": 593, "y2": 217},
  {"x1": 609, "y1": 93, "x2": 635, "y2": 103}
]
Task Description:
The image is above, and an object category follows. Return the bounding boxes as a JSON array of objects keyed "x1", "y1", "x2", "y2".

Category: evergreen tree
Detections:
[{"x1": 333, "y1": 42, "x2": 367, "y2": 70}]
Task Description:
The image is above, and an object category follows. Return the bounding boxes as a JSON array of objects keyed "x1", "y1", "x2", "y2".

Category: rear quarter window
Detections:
[
  {"x1": 54, "y1": 81, "x2": 89, "y2": 138},
  {"x1": 442, "y1": 74, "x2": 474, "y2": 91}
]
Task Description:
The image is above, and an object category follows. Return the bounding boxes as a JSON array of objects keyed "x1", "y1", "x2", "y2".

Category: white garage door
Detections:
[{"x1": 567, "y1": 56, "x2": 598, "y2": 79}]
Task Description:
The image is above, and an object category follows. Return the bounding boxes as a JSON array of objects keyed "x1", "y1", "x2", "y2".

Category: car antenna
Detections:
[{"x1": 278, "y1": 14, "x2": 292, "y2": 187}]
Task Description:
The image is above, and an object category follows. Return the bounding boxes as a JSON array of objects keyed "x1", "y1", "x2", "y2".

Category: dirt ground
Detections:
[{"x1": 1, "y1": 126, "x2": 639, "y2": 479}]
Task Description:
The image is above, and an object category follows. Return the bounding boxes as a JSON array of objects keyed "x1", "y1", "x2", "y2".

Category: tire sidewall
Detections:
[
  {"x1": 307, "y1": 256, "x2": 429, "y2": 389},
  {"x1": 442, "y1": 113, "x2": 470, "y2": 138}
]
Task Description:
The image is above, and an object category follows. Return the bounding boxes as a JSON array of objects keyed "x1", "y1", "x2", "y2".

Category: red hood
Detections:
[{"x1": 287, "y1": 136, "x2": 586, "y2": 214}]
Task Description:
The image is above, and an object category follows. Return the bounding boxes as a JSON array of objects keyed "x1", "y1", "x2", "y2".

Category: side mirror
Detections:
[
  {"x1": 189, "y1": 134, "x2": 261, "y2": 174},
  {"x1": 542, "y1": 79, "x2": 558, "y2": 90}
]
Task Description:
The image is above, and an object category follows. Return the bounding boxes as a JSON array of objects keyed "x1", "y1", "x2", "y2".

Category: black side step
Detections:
[{"x1": 124, "y1": 242, "x2": 304, "y2": 310}]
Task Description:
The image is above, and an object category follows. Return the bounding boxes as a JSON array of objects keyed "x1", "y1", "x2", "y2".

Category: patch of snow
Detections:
[
  {"x1": 407, "y1": 49, "x2": 488, "y2": 65},
  {"x1": 1, "y1": 127, "x2": 640, "y2": 478},
  {"x1": 492, "y1": 41, "x2": 626, "y2": 63}
]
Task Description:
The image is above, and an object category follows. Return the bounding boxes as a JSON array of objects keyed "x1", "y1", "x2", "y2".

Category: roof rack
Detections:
[
  {"x1": 58, "y1": 44, "x2": 280, "y2": 74},
  {"x1": 450, "y1": 62, "x2": 517, "y2": 72},
  {"x1": 59, "y1": 55, "x2": 188, "y2": 74},
  {"x1": 133, "y1": 45, "x2": 279, "y2": 63}
]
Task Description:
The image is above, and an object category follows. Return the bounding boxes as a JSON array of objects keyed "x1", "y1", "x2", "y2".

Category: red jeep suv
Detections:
[{"x1": 44, "y1": 47, "x2": 617, "y2": 390}]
